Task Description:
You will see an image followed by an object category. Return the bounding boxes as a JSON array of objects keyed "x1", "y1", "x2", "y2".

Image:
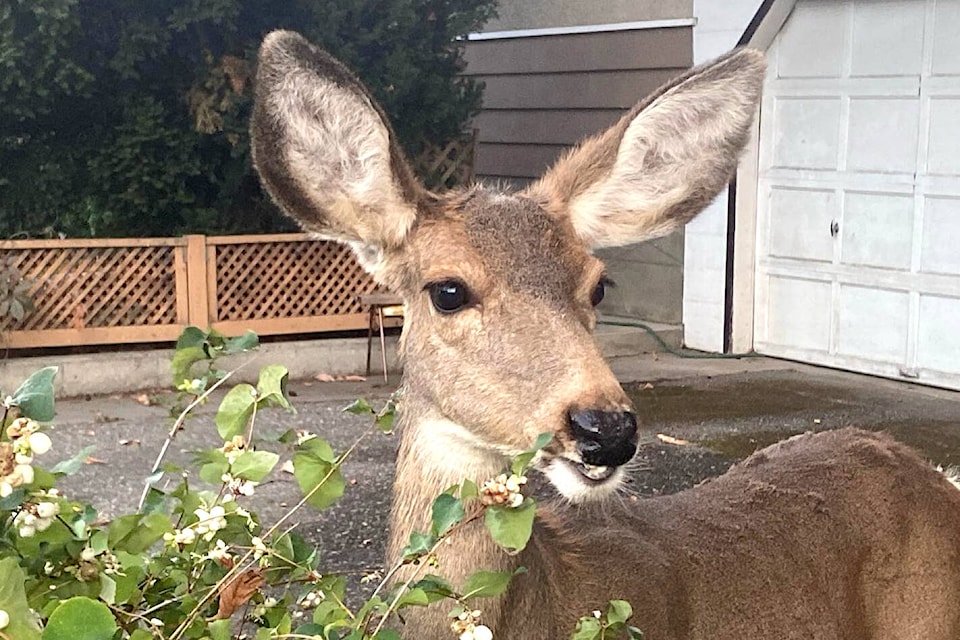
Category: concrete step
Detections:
[{"x1": 596, "y1": 317, "x2": 683, "y2": 358}]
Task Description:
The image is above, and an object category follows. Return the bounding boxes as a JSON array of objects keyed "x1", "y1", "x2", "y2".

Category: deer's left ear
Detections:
[
  {"x1": 524, "y1": 49, "x2": 765, "y2": 250},
  {"x1": 251, "y1": 31, "x2": 423, "y2": 263}
]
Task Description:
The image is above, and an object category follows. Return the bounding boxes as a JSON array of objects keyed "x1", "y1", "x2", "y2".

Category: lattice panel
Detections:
[
  {"x1": 413, "y1": 129, "x2": 477, "y2": 191},
  {"x1": 0, "y1": 246, "x2": 178, "y2": 331},
  {"x1": 213, "y1": 240, "x2": 377, "y2": 321}
]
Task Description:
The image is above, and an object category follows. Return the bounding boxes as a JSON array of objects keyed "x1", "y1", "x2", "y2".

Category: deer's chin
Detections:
[{"x1": 543, "y1": 457, "x2": 625, "y2": 503}]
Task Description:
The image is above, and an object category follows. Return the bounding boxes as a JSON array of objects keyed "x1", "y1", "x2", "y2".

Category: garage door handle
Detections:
[{"x1": 830, "y1": 220, "x2": 840, "y2": 237}]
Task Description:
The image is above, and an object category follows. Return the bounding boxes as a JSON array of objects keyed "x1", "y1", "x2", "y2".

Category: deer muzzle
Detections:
[{"x1": 568, "y1": 409, "x2": 638, "y2": 469}]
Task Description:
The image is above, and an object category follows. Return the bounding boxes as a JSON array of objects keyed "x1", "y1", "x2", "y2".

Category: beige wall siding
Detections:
[
  {"x1": 486, "y1": 0, "x2": 693, "y2": 31},
  {"x1": 463, "y1": 25, "x2": 692, "y2": 323}
]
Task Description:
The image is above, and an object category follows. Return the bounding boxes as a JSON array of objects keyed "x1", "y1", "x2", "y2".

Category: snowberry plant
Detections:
[{"x1": 0, "y1": 327, "x2": 641, "y2": 639}]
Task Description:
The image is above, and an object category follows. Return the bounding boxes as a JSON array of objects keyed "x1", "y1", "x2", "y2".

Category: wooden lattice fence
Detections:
[{"x1": 0, "y1": 234, "x2": 381, "y2": 349}]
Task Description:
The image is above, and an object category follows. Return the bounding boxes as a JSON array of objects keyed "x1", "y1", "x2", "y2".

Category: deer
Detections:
[{"x1": 251, "y1": 31, "x2": 960, "y2": 640}]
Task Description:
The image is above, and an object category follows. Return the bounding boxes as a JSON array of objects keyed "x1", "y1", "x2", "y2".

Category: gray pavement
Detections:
[{"x1": 40, "y1": 353, "x2": 960, "y2": 586}]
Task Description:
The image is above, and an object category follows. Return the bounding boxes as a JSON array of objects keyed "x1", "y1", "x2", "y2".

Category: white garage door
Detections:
[{"x1": 754, "y1": 0, "x2": 960, "y2": 390}]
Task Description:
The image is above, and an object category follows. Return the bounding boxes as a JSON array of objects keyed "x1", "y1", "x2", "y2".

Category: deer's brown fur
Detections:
[{"x1": 251, "y1": 31, "x2": 960, "y2": 639}]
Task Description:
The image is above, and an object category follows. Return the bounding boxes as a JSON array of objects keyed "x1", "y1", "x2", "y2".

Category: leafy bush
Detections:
[{"x1": 0, "y1": 328, "x2": 642, "y2": 639}]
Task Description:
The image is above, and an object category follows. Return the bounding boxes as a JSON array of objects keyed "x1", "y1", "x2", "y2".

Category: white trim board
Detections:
[{"x1": 466, "y1": 19, "x2": 698, "y2": 41}]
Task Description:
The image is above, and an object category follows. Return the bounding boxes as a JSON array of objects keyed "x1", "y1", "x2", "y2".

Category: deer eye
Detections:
[
  {"x1": 590, "y1": 278, "x2": 609, "y2": 307},
  {"x1": 428, "y1": 280, "x2": 469, "y2": 314}
]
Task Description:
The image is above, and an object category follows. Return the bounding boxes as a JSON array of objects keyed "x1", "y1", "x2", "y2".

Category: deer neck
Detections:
[{"x1": 387, "y1": 393, "x2": 524, "y2": 632}]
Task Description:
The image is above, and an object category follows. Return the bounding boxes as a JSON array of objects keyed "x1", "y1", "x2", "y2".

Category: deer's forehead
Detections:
[{"x1": 421, "y1": 192, "x2": 588, "y2": 299}]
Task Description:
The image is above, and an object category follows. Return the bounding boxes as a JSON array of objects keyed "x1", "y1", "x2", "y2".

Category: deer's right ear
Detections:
[{"x1": 251, "y1": 31, "x2": 422, "y2": 269}]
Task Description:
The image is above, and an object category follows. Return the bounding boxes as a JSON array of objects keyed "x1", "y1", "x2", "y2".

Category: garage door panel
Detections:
[
  {"x1": 847, "y1": 98, "x2": 920, "y2": 173},
  {"x1": 766, "y1": 277, "x2": 832, "y2": 351},
  {"x1": 841, "y1": 192, "x2": 914, "y2": 270},
  {"x1": 837, "y1": 286, "x2": 910, "y2": 362},
  {"x1": 932, "y1": 0, "x2": 960, "y2": 76},
  {"x1": 921, "y1": 197, "x2": 960, "y2": 275},
  {"x1": 917, "y1": 295, "x2": 960, "y2": 374},
  {"x1": 926, "y1": 98, "x2": 960, "y2": 175},
  {"x1": 851, "y1": 0, "x2": 925, "y2": 77},
  {"x1": 768, "y1": 188, "x2": 837, "y2": 261},
  {"x1": 771, "y1": 98, "x2": 841, "y2": 169},
  {"x1": 777, "y1": 0, "x2": 847, "y2": 78}
]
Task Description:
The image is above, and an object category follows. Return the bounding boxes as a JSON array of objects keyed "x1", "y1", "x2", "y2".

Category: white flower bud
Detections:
[
  {"x1": 0, "y1": 482, "x2": 12, "y2": 498},
  {"x1": 19, "y1": 524, "x2": 36, "y2": 538},
  {"x1": 0, "y1": 608, "x2": 8, "y2": 630},
  {"x1": 36, "y1": 502, "x2": 58, "y2": 518},
  {"x1": 15, "y1": 464, "x2": 34, "y2": 485},
  {"x1": 473, "y1": 625, "x2": 493, "y2": 640},
  {"x1": 14, "y1": 453, "x2": 33, "y2": 466},
  {"x1": 80, "y1": 547, "x2": 97, "y2": 562},
  {"x1": 28, "y1": 432, "x2": 52, "y2": 455}
]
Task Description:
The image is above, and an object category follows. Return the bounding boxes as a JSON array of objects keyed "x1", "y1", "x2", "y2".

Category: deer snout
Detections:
[{"x1": 568, "y1": 409, "x2": 638, "y2": 468}]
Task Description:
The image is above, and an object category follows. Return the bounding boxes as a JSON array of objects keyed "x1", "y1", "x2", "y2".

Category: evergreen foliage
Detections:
[{"x1": 0, "y1": 0, "x2": 494, "y2": 238}]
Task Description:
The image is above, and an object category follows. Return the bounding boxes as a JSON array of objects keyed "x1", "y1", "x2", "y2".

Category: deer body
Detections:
[{"x1": 251, "y1": 31, "x2": 960, "y2": 639}]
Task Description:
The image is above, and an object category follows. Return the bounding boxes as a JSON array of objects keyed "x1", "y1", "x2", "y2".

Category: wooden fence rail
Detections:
[{"x1": 0, "y1": 234, "x2": 381, "y2": 349}]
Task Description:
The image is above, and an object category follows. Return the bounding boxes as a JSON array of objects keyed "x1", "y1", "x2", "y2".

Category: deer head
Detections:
[{"x1": 251, "y1": 31, "x2": 764, "y2": 502}]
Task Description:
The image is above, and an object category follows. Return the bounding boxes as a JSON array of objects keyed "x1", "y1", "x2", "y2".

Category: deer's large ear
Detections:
[
  {"x1": 251, "y1": 31, "x2": 422, "y2": 268},
  {"x1": 524, "y1": 49, "x2": 765, "y2": 250}
]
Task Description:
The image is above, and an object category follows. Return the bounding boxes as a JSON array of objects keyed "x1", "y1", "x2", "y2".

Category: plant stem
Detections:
[{"x1": 137, "y1": 366, "x2": 245, "y2": 511}]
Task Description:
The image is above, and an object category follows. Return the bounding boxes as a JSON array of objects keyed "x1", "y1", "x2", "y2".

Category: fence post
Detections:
[{"x1": 185, "y1": 235, "x2": 210, "y2": 328}]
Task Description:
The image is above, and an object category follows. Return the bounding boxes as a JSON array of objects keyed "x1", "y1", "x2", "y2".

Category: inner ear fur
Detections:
[
  {"x1": 524, "y1": 48, "x2": 766, "y2": 250},
  {"x1": 251, "y1": 30, "x2": 423, "y2": 253}
]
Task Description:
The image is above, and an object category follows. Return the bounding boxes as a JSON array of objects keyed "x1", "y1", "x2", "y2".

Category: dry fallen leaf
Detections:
[
  {"x1": 84, "y1": 456, "x2": 107, "y2": 465},
  {"x1": 84, "y1": 430, "x2": 96, "y2": 437},
  {"x1": 641, "y1": 382, "x2": 654, "y2": 390},
  {"x1": 343, "y1": 374, "x2": 366, "y2": 382},
  {"x1": 280, "y1": 460, "x2": 295, "y2": 474},
  {"x1": 314, "y1": 373, "x2": 336, "y2": 382},
  {"x1": 134, "y1": 393, "x2": 152, "y2": 406},
  {"x1": 118, "y1": 439, "x2": 141, "y2": 446},
  {"x1": 656, "y1": 433, "x2": 690, "y2": 446},
  {"x1": 215, "y1": 569, "x2": 264, "y2": 620}
]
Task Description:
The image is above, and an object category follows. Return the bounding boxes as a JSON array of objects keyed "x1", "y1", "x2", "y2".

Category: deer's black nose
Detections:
[{"x1": 568, "y1": 409, "x2": 638, "y2": 467}]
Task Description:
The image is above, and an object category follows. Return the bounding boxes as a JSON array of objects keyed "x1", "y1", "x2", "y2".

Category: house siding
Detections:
[
  {"x1": 463, "y1": 23, "x2": 693, "y2": 323},
  {"x1": 486, "y1": 0, "x2": 693, "y2": 31}
]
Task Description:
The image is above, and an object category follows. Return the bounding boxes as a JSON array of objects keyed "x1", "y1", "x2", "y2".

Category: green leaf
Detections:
[
  {"x1": 0, "y1": 558, "x2": 42, "y2": 639},
  {"x1": 208, "y1": 619, "x2": 232, "y2": 640},
  {"x1": 375, "y1": 409, "x2": 395, "y2": 433},
  {"x1": 98, "y1": 574, "x2": 116, "y2": 605},
  {"x1": 607, "y1": 600, "x2": 633, "y2": 626},
  {"x1": 42, "y1": 597, "x2": 117, "y2": 640},
  {"x1": 215, "y1": 383, "x2": 257, "y2": 439},
  {"x1": 396, "y1": 587, "x2": 430, "y2": 608},
  {"x1": 343, "y1": 398, "x2": 373, "y2": 415},
  {"x1": 511, "y1": 432, "x2": 554, "y2": 476},
  {"x1": 570, "y1": 616, "x2": 603, "y2": 640},
  {"x1": 231, "y1": 450, "x2": 279, "y2": 482},
  {"x1": 51, "y1": 445, "x2": 96, "y2": 476},
  {"x1": 430, "y1": 493, "x2": 464, "y2": 537},
  {"x1": 223, "y1": 330, "x2": 259, "y2": 354},
  {"x1": 410, "y1": 575, "x2": 455, "y2": 602},
  {"x1": 257, "y1": 365, "x2": 291, "y2": 409},
  {"x1": 627, "y1": 625, "x2": 645, "y2": 639},
  {"x1": 298, "y1": 437, "x2": 337, "y2": 463},
  {"x1": 175, "y1": 326, "x2": 207, "y2": 350},
  {"x1": 11, "y1": 366, "x2": 58, "y2": 421},
  {"x1": 484, "y1": 498, "x2": 537, "y2": 552},
  {"x1": 460, "y1": 479, "x2": 479, "y2": 500},
  {"x1": 461, "y1": 570, "x2": 515, "y2": 599},
  {"x1": 292, "y1": 450, "x2": 345, "y2": 511},
  {"x1": 401, "y1": 531, "x2": 436, "y2": 561},
  {"x1": 170, "y1": 346, "x2": 208, "y2": 386}
]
